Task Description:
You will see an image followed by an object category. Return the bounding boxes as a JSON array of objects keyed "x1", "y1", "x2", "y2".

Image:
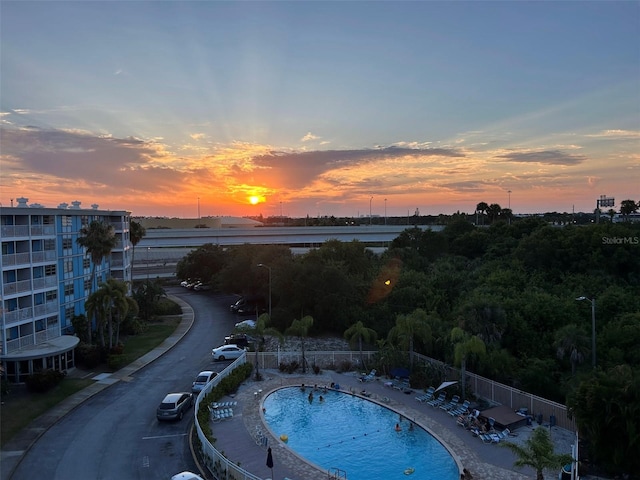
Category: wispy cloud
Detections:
[{"x1": 497, "y1": 150, "x2": 587, "y2": 166}]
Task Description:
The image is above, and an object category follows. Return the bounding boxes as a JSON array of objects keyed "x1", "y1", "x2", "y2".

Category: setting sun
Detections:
[{"x1": 249, "y1": 196, "x2": 261, "y2": 205}]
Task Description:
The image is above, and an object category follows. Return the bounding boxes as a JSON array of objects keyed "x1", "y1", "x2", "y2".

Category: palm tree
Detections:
[
  {"x1": 553, "y1": 324, "x2": 587, "y2": 376},
  {"x1": 77, "y1": 221, "x2": 118, "y2": 344},
  {"x1": 487, "y1": 203, "x2": 502, "y2": 224},
  {"x1": 387, "y1": 308, "x2": 432, "y2": 369},
  {"x1": 451, "y1": 327, "x2": 486, "y2": 399},
  {"x1": 476, "y1": 202, "x2": 489, "y2": 225},
  {"x1": 285, "y1": 315, "x2": 314, "y2": 373},
  {"x1": 129, "y1": 220, "x2": 146, "y2": 279},
  {"x1": 500, "y1": 426, "x2": 573, "y2": 480},
  {"x1": 85, "y1": 279, "x2": 128, "y2": 349},
  {"x1": 344, "y1": 320, "x2": 377, "y2": 370}
]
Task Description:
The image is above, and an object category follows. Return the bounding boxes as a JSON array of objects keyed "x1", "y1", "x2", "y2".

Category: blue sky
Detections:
[{"x1": 1, "y1": 1, "x2": 638, "y2": 218}]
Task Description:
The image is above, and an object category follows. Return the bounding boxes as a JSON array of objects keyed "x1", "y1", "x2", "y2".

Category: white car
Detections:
[
  {"x1": 212, "y1": 345, "x2": 246, "y2": 361},
  {"x1": 234, "y1": 319, "x2": 257, "y2": 330},
  {"x1": 171, "y1": 472, "x2": 204, "y2": 480},
  {"x1": 192, "y1": 370, "x2": 218, "y2": 393}
]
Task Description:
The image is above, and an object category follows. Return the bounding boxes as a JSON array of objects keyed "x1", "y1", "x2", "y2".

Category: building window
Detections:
[
  {"x1": 64, "y1": 283, "x2": 74, "y2": 296},
  {"x1": 83, "y1": 257, "x2": 90, "y2": 269},
  {"x1": 45, "y1": 264, "x2": 56, "y2": 276},
  {"x1": 62, "y1": 237, "x2": 72, "y2": 250},
  {"x1": 46, "y1": 290, "x2": 57, "y2": 302},
  {"x1": 84, "y1": 279, "x2": 91, "y2": 292},
  {"x1": 63, "y1": 260, "x2": 73, "y2": 274},
  {"x1": 65, "y1": 307, "x2": 74, "y2": 320}
]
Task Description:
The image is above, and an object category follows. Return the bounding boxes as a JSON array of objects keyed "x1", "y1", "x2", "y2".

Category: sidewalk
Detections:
[{"x1": 0, "y1": 296, "x2": 194, "y2": 480}]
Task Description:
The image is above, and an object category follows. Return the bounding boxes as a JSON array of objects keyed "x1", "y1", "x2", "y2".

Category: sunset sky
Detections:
[{"x1": 1, "y1": 1, "x2": 638, "y2": 219}]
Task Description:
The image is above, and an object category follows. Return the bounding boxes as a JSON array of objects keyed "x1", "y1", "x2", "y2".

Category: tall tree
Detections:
[
  {"x1": 387, "y1": 308, "x2": 432, "y2": 369},
  {"x1": 85, "y1": 278, "x2": 129, "y2": 349},
  {"x1": 77, "y1": 220, "x2": 118, "y2": 344},
  {"x1": 129, "y1": 220, "x2": 146, "y2": 280},
  {"x1": 344, "y1": 320, "x2": 378, "y2": 369},
  {"x1": 487, "y1": 203, "x2": 502, "y2": 224},
  {"x1": 619, "y1": 199, "x2": 639, "y2": 221},
  {"x1": 285, "y1": 315, "x2": 314, "y2": 373},
  {"x1": 500, "y1": 427, "x2": 573, "y2": 480},
  {"x1": 553, "y1": 324, "x2": 587, "y2": 376},
  {"x1": 450, "y1": 327, "x2": 486, "y2": 399},
  {"x1": 476, "y1": 202, "x2": 489, "y2": 225}
]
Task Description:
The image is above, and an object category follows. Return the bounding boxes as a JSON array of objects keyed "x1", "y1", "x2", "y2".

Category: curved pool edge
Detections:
[{"x1": 259, "y1": 384, "x2": 464, "y2": 478}]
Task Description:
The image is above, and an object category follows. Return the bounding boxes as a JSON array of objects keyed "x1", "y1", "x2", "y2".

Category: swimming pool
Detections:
[{"x1": 262, "y1": 386, "x2": 459, "y2": 480}]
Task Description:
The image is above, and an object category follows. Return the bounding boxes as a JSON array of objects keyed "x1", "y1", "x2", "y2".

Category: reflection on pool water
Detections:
[{"x1": 263, "y1": 386, "x2": 459, "y2": 480}]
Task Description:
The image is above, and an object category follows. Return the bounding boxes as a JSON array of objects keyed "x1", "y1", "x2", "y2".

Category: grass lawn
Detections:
[{"x1": 0, "y1": 317, "x2": 181, "y2": 448}]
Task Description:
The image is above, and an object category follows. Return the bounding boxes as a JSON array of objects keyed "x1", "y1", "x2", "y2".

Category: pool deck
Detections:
[{"x1": 207, "y1": 369, "x2": 577, "y2": 480}]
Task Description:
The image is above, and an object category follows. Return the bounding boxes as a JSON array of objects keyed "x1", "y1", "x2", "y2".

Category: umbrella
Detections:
[
  {"x1": 435, "y1": 380, "x2": 458, "y2": 392},
  {"x1": 390, "y1": 367, "x2": 410, "y2": 378},
  {"x1": 266, "y1": 446, "x2": 274, "y2": 478}
]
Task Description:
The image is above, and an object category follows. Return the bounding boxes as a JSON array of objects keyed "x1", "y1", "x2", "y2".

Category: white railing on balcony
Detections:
[
  {"x1": 5, "y1": 335, "x2": 34, "y2": 353},
  {"x1": 1, "y1": 252, "x2": 31, "y2": 266},
  {"x1": 1, "y1": 225, "x2": 30, "y2": 237},
  {"x1": 34, "y1": 302, "x2": 58, "y2": 317},
  {"x1": 2, "y1": 279, "x2": 32, "y2": 296},
  {"x1": 3, "y1": 306, "x2": 34, "y2": 325},
  {"x1": 5, "y1": 327, "x2": 60, "y2": 354},
  {"x1": 30, "y1": 225, "x2": 56, "y2": 236},
  {"x1": 32, "y1": 275, "x2": 57, "y2": 290},
  {"x1": 31, "y1": 250, "x2": 56, "y2": 263}
]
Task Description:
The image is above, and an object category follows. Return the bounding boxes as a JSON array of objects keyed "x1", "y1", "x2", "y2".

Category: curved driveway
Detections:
[{"x1": 10, "y1": 288, "x2": 238, "y2": 480}]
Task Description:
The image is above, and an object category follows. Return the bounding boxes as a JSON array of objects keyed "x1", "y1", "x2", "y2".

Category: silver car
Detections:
[
  {"x1": 192, "y1": 370, "x2": 217, "y2": 393},
  {"x1": 156, "y1": 392, "x2": 193, "y2": 421}
]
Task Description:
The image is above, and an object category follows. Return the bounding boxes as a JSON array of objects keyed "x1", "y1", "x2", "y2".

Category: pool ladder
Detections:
[{"x1": 328, "y1": 467, "x2": 347, "y2": 479}]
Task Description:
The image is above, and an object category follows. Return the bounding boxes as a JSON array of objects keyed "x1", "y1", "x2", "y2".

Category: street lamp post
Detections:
[
  {"x1": 576, "y1": 296, "x2": 596, "y2": 367},
  {"x1": 369, "y1": 196, "x2": 373, "y2": 225},
  {"x1": 257, "y1": 263, "x2": 272, "y2": 320}
]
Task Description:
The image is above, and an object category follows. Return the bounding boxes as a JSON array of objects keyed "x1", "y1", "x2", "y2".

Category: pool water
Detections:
[{"x1": 262, "y1": 386, "x2": 459, "y2": 480}]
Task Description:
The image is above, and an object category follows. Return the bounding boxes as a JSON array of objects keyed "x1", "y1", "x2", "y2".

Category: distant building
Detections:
[{"x1": 1, "y1": 198, "x2": 132, "y2": 382}]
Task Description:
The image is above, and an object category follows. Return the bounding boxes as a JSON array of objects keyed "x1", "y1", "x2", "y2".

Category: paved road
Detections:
[{"x1": 6, "y1": 288, "x2": 237, "y2": 480}]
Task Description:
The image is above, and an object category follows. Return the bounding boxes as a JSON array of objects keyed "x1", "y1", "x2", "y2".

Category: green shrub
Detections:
[
  {"x1": 154, "y1": 298, "x2": 182, "y2": 316},
  {"x1": 25, "y1": 369, "x2": 66, "y2": 393},
  {"x1": 76, "y1": 343, "x2": 101, "y2": 368}
]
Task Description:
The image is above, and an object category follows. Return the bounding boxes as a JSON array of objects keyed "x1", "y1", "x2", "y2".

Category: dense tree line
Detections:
[{"x1": 177, "y1": 217, "x2": 640, "y2": 476}]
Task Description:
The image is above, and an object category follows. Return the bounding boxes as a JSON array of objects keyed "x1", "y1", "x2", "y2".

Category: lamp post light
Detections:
[
  {"x1": 257, "y1": 263, "x2": 272, "y2": 320},
  {"x1": 576, "y1": 296, "x2": 596, "y2": 367}
]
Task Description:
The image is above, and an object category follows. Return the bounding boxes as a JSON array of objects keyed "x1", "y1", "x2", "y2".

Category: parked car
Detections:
[
  {"x1": 171, "y1": 472, "x2": 204, "y2": 480},
  {"x1": 235, "y1": 319, "x2": 257, "y2": 330},
  {"x1": 224, "y1": 333, "x2": 252, "y2": 349},
  {"x1": 212, "y1": 344, "x2": 246, "y2": 361},
  {"x1": 192, "y1": 370, "x2": 218, "y2": 393},
  {"x1": 156, "y1": 392, "x2": 193, "y2": 421}
]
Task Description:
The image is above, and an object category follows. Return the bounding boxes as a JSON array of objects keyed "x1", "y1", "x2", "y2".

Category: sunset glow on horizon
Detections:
[{"x1": 1, "y1": 2, "x2": 638, "y2": 218}]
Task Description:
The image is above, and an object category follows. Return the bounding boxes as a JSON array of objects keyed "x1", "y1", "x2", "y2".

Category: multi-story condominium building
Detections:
[{"x1": 1, "y1": 198, "x2": 132, "y2": 382}]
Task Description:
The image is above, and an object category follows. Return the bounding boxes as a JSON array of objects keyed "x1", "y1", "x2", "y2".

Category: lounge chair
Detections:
[
  {"x1": 415, "y1": 386, "x2": 435, "y2": 403},
  {"x1": 449, "y1": 400, "x2": 471, "y2": 416},
  {"x1": 427, "y1": 392, "x2": 446, "y2": 407},
  {"x1": 479, "y1": 432, "x2": 500, "y2": 443},
  {"x1": 440, "y1": 395, "x2": 460, "y2": 411},
  {"x1": 359, "y1": 369, "x2": 377, "y2": 382}
]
